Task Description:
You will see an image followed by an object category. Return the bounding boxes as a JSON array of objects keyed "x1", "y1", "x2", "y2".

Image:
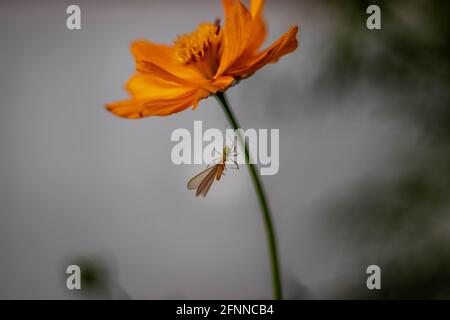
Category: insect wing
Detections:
[
  {"x1": 187, "y1": 166, "x2": 216, "y2": 190},
  {"x1": 196, "y1": 165, "x2": 219, "y2": 197}
]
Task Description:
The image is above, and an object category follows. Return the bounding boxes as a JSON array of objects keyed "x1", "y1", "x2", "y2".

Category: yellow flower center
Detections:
[{"x1": 174, "y1": 22, "x2": 220, "y2": 65}]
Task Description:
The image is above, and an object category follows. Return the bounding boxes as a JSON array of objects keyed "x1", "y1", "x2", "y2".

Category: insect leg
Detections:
[
  {"x1": 207, "y1": 157, "x2": 221, "y2": 168},
  {"x1": 213, "y1": 148, "x2": 223, "y2": 157}
]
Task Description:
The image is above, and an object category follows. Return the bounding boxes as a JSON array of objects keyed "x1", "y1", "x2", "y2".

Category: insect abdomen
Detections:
[{"x1": 216, "y1": 164, "x2": 225, "y2": 180}]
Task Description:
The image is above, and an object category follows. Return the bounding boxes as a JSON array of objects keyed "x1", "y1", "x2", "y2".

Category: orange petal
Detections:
[
  {"x1": 138, "y1": 61, "x2": 234, "y2": 93},
  {"x1": 125, "y1": 73, "x2": 194, "y2": 100},
  {"x1": 106, "y1": 89, "x2": 210, "y2": 119},
  {"x1": 105, "y1": 97, "x2": 189, "y2": 119},
  {"x1": 250, "y1": 0, "x2": 264, "y2": 19},
  {"x1": 106, "y1": 73, "x2": 213, "y2": 119},
  {"x1": 131, "y1": 40, "x2": 205, "y2": 81},
  {"x1": 215, "y1": 0, "x2": 253, "y2": 77},
  {"x1": 245, "y1": 0, "x2": 267, "y2": 55},
  {"x1": 137, "y1": 61, "x2": 203, "y2": 88},
  {"x1": 210, "y1": 75, "x2": 235, "y2": 93},
  {"x1": 227, "y1": 25, "x2": 298, "y2": 77}
]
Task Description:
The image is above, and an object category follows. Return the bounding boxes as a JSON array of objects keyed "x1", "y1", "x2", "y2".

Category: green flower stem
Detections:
[{"x1": 215, "y1": 91, "x2": 283, "y2": 300}]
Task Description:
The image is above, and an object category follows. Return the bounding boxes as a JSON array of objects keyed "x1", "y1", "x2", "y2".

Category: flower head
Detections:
[{"x1": 106, "y1": 0, "x2": 298, "y2": 119}]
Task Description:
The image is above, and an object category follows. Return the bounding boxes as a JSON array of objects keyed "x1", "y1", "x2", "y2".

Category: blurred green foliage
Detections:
[
  {"x1": 65, "y1": 256, "x2": 130, "y2": 299},
  {"x1": 319, "y1": 0, "x2": 450, "y2": 298},
  {"x1": 322, "y1": 0, "x2": 450, "y2": 140}
]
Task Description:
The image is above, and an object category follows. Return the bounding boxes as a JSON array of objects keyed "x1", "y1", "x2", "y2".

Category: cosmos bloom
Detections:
[{"x1": 106, "y1": 0, "x2": 298, "y2": 119}]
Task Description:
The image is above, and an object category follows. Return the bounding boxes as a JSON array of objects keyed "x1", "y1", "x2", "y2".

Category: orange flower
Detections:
[{"x1": 106, "y1": 0, "x2": 298, "y2": 119}]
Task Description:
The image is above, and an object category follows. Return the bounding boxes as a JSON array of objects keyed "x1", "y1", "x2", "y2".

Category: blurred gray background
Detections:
[{"x1": 1, "y1": 0, "x2": 449, "y2": 299}]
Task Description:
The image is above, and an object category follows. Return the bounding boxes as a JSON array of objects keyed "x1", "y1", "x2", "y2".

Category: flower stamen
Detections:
[{"x1": 174, "y1": 22, "x2": 220, "y2": 66}]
